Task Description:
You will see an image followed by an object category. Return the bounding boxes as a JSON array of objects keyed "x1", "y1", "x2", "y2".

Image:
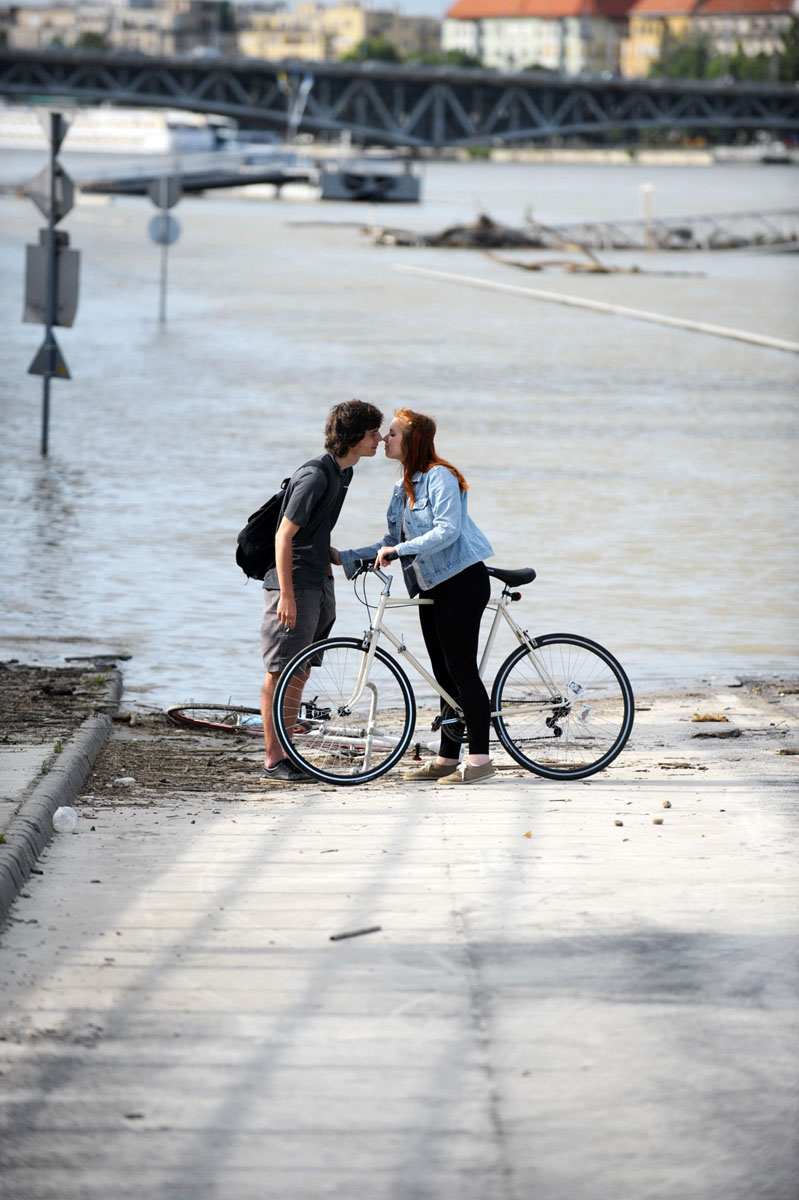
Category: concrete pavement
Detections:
[{"x1": 0, "y1": 678, "x2": 797, "y2": 1199}]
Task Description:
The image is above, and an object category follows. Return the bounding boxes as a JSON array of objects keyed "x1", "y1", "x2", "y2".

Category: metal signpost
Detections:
[
  {"x1": 24, "y1": 112, "x2": 80, "y2": 456},
  {"x1": 148, "y1": 177, "x2": 181, "y2": 325}
]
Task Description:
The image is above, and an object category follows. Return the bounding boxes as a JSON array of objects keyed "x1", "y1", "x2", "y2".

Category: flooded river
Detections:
[{"x1": 1, "y1": 150, "x2": 797, "y2": 708}]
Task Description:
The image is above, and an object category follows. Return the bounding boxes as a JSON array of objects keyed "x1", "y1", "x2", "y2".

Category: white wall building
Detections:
[{"x1": 443, "y1": 0, "x2": 637, "y2": 75}]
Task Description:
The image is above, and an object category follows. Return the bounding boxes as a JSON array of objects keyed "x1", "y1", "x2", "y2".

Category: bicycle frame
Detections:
[{"x1": 344, "y1": 566, "x2": 559, "y2": 725}]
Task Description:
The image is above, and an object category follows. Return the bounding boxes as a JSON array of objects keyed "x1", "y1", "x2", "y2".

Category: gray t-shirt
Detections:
[{"x1": 263, "y1": 453, "x2": 352, "y2": 589}]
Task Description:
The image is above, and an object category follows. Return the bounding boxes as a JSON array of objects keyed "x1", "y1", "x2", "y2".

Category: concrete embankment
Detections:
[{"x1": 0, "y1": 661, "x2": 123, "y2": 925}]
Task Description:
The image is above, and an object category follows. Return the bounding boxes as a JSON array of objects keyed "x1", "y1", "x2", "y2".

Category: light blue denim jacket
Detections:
[{"x1": 340, "y1": 465, "x2": 494, "y2": 596}]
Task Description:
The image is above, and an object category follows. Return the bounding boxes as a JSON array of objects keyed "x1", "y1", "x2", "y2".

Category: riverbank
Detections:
[{"x1": 0, "y1": 659, "x2": 796, "y2": 1198}]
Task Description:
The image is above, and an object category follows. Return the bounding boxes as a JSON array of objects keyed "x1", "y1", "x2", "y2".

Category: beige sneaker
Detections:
[
  {"x1": 438, "y1": 761, "x2": 496, "y2": 785},
  {"x1": 405, "y1": 760, "x2": 460, "y2": 780}
]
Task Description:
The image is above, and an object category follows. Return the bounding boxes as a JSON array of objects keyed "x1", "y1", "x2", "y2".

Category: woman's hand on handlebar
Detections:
[{"x1": 375, "y1": 546, "x2": 399, "y2": 569}]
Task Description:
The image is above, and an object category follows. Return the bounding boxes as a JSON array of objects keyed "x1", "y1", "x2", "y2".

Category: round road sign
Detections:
[{"x1": 148, "y1": 213, "x2": 181, "y2": 246}]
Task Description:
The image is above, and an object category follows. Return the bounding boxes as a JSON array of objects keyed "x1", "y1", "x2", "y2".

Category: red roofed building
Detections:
[{"x1": 442, "y1": 0, "x2": 639, "y2": 75}]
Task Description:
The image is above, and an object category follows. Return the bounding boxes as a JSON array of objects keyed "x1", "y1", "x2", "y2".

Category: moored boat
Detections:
[{"x1": 319, "y1": 155, "x2": 421, "y2": 203}]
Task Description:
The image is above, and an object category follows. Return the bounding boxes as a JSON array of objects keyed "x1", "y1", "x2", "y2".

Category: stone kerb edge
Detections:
[{"x1": 0, "y1": 668, "x2": 124, "y2": 929}]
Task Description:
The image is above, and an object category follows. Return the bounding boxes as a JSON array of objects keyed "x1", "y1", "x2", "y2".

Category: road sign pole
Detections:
[
  {"x1": 41, "y1": 337, "x2": 52, "y2": 456},
  {"x1": 158, "y1": 178, "x2": 168, "y2": 325},
  {"x1": 24, "y1": 110, "x2": 77, "y2": 454},
  {"x1": 148, "y1": 176, "x2": 181, "y2": 325},
  {"x1": 40, "y1": 113, "x2": 62, "y2": 456},
  {"x1": 159, "y1": 219, "x2": 169, "y2": 325}
]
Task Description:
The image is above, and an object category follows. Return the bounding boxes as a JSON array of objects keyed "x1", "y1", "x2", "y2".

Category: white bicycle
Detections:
[{"x1": 273, "y1": 562, "x2": 634, "y2": 786}]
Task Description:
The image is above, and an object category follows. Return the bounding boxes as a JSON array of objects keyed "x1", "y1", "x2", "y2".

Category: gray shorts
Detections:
[{"x1": 260, "y1": 579, "x2": 336, "y2": 674}]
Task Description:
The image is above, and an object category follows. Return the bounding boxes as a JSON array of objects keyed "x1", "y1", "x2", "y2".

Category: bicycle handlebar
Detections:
[{"x1": 351, "y1": 551, "x2": 398, "y2": 576}]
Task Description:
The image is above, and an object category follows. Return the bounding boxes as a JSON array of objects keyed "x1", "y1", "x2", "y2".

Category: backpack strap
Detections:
[{"x1": 287, "y1": 454, "x2": 349, "y2": 535}]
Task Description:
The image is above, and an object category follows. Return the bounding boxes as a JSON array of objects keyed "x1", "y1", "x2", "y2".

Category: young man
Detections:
[{"x1": 260, "y1": 400, "x2": 383, "y2": 782}]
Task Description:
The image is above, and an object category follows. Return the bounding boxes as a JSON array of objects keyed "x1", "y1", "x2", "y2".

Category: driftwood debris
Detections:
[
  {"x1": 487, "y1": 251, "x2": 703, "y2": 278},
  {"x1": 367, "y1": 213, "x2": 547, "y2": 249},
  {"x1": 367, "y1": 213, "x2": 703, "y2": 277}
]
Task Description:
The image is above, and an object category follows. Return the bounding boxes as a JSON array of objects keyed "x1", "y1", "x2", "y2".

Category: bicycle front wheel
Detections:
[
  {"x1": 491, "y1": 634, "x2": 634, "y2": 780},
  {"x1": 273, "y1": 637, "x2": 416, "y2": 785},
  {"x1": 166, "y1": 704, "x2": 263, "y2": 734}
]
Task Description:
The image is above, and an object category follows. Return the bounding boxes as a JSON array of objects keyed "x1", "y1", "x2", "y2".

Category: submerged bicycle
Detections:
[{"x1": 272, "y1": 562, "x2": 634, "y2": 786}]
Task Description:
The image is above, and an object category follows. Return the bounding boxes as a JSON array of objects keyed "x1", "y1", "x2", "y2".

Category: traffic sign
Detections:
[
  {"x1": 36, "y1": 111, "x2": 70, "y2": 155},
  {"x1": 148, "y1": 213, "x2": 181, "y2": 246},
  {"x1": 24, "y1": 243, "x2": 81, "y2": 327},
  {"x1": 28, "y1": 333, "x2": 70, "y2": 379},
  {"x1": 148, "y1": 177, "x2": 182, "y2": 210},
  {"x1": 27, "y1": 162, "x2": 75, "y2": 223},
  {"x1": 24, "y1": 231, "x2": 80, "y2": 327}
]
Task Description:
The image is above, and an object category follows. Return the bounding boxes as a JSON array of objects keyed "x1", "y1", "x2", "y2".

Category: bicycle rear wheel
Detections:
[
  {"x1": 491, "y1": 634, "x2": 634, "y2": 780},
  {"x1": 273, "y1": 637, "x2": 416, "y2": 785},
  {"x1": 166, "y1": 704, "x2": 263, "y2": 734}
]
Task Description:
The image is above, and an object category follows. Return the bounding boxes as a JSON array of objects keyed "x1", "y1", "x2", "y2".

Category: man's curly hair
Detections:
[{"x1": 324, "y1": 400, "x2": 383, "y2": 458}]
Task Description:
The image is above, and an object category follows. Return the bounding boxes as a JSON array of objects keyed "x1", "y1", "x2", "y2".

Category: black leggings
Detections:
[{"x1": 418, "y1": 561, "x2": 491, "y2": 758}]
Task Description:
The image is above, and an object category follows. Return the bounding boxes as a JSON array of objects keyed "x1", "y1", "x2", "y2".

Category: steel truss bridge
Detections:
[{"x1": 1, "y1": 48, "x2": 797, "y2": 148}]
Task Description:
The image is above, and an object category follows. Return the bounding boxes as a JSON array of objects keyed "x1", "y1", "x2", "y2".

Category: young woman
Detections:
[{"x1": 339, "y1": 408, "x2": 496, "y2": 784}]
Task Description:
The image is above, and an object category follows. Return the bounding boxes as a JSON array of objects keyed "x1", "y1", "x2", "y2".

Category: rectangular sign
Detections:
[{"x1": 23, "y1": 243, "x2": 80, "y2": 327}]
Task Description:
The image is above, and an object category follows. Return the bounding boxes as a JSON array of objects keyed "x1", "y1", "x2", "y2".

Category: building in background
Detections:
[
  {"x1": 238, "y1": 4, "x2": 329, "y2": 60},
  {"x1": 620, "y1": 0, "x2": 796, "y2": 75},
  {"x1": 442, "y1": 0, "x2": 637, "y2": 75},
  {"x1": 692, "y1": 0, "x2": 797, "y2": 62},
  {"x1": 619, "y1": 0, "x2": 698, "y2": 76},
  {"x1": 3, "y1": 0, "x2": 240, "y2": 54},
  {"x1": 238, "y1": 3, "x2": 440, "y2": 62},
  {"x1": 1, "y1": 1, "x2": 439, "y2": 61},
  {"x1": 4, "y1": 2, "x2": 110, "y2": 49}
]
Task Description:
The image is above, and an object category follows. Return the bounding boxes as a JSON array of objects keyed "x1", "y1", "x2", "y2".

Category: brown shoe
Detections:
[
  {"x1": 438, "y1": 761, "x2": 496, "y2": 785},
  {"x1": 405, "y1": 760, "x2": 460, "y2": 781}
]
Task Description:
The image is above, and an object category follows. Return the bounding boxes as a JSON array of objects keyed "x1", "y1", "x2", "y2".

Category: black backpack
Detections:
[{"x1": 235, "y1": 456, "x2": 339, "y2": 581}]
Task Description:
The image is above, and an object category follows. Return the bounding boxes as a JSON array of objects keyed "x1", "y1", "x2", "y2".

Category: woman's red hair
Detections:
[{"x1": 395, "y1": 408, "x2": 467, "y2": 506}]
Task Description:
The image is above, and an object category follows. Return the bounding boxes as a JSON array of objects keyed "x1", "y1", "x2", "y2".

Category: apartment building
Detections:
[
  {"x1": 619, "y1": 0, "x2": 698, "y2": 76},
  {"x1": 693, "y1": 0, "x2": 798, "y2": 60},
  {"x1": 2, "y1": 0, "x2": 237, "y2": 55},
  {"x1": 620, "y1": 0, "x2": 795, "y2": 74},
  {"x1": 1, "y1": 1, "x2": 440, "y2": 62},
  {"x1": 6, "y1": 2, "x2": 110, "y2": 49},
  {"x1": 442, "y1": 0, "x2": 637, "y2": 75},
  {"x1": 238, "y1": 3, "x2": 441, "y2": 62}
]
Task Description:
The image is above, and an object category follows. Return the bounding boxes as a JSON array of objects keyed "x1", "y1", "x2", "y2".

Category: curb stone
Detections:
[{"x1": 0, "y1": 668, "x2": 123, "y2": 929}]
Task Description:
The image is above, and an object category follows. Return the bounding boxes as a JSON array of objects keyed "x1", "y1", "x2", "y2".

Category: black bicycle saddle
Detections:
[{"x1": 486, "y1": 567, "x2": 537, "y2": 586}]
